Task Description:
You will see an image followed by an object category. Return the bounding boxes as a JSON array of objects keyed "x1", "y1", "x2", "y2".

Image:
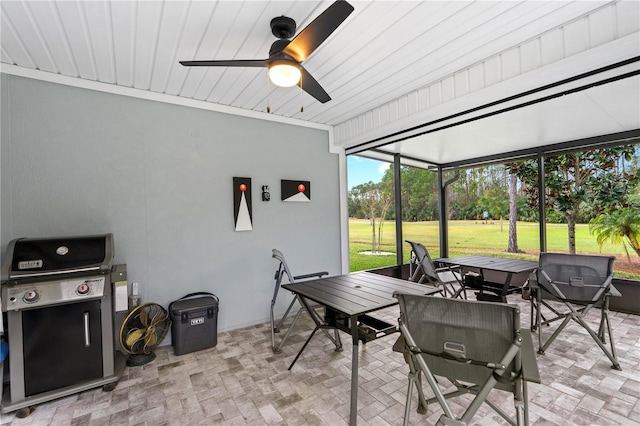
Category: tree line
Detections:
[{"x1": 349, "y1": 143, "x2": 640, "y2": 259}]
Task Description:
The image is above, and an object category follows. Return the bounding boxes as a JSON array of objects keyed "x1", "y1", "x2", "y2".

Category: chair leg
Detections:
[
  {"x1": 402, "y1": 354, "x2": 429, "y2": 426},
  {"x1": 535, "y1": 295, "x2": 621, "y2": 369},
  {"x1": 413, "y1": 355, "x2": 458, "y2": 421},
  {"x1": 539, "y1": 313, "x2": 572, "y2": 353},
  {"x1": 273, "y1": 307, "x2": 305, "y2": 353},
  {"x1": 512, "y1": 375, "x2": 527, "y2": 426},
  {"x1": 522, "y1": 380, "x2": 529, "y2": 426},
  {"x1": 536, "y1": 297, "x2": 569, "y2": 354},
  {"x1": 530, "y1": 295, "x2": 550, "y2": 332},
  {"x1": 530, "y1": 294, "x2": 536, "y2": 331},
  {"x1": 403, "y1": 369, "x2": 415, "y2": 426},
  {"x1": 514, "y1": 397, "x2": 525, "y2": 426},
  {"x1": 458, "y1": 283, "x2": 468, "y2": 299},
  {"x1": 446, "y1": 282, "x2": 461, "y2": 299},
  {"x1": 270, "y1": 302, "x2": 277, "y2": 351},
  {"x1": 457, "y1": 282, "x2": 468, "y2": 299},
  {"x1": 272, "y1": 297, "x2": 299, "y2": 353},
  {"x1": 410, "y1": 267, "x2": 423, "y2": 283},
  {"x1": 409, "y1": 259, "x2": 415, "y2": 281},
  {"x1": 274, "y1": 296, "x2": 297, "y2": 333},
  {"x1": 406, "y1": 354, "x2": 428, "y2": 414},
  {"x1": 441, "y1": 284, "x2": 451, "y2": 297},
  {"x1": 572, "y1": 310, "x2": 621, "y2": 370},
  {"x1": 484, "y1": 399, "x2": 517, "y2": 425},
  {"x1": 602, "y1": 304, "x2": 620, "y2": 370},
  {"x1": 566, "y1": 303, "x2": 620, "y2": 369},
  {"x1": 536, "y1": 292, "x2": 543, "y2": 352},
  {"x1": 597, "y1": 302, "x2": 607, "y2": 342},
  {"x1": 415, "y1": 372, "x2": 428, "y2": 415}
]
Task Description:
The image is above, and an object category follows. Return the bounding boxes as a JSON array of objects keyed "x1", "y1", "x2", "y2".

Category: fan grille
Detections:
[{"x1": 120, "y1": 303, "x2": 170, "y2": 355}]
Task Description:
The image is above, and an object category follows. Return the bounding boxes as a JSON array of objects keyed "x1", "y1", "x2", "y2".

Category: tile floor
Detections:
[{"x1": 1, "y1": 291, "x2": 639, "y2": 425}]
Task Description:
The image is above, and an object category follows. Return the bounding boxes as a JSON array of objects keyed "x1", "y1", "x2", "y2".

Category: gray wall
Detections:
[{"x1": 0, "y1": 74, "x2": 342, "y2": 333}]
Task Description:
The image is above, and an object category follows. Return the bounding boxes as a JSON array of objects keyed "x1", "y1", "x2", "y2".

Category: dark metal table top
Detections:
[
  {"x1": 436, "y1": 255, "x2": 538, "y2": 274},
  {"x1": 282, "y1": 271, "x2": 440, "y2": 317}
]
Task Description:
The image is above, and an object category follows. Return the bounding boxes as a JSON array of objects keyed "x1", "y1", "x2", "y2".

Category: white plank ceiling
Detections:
[{"x1": 2, "y1": 0, "x2": 639, "y2": 166}]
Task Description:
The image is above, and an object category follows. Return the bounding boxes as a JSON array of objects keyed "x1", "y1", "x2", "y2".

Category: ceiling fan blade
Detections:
[
  {"x1": 180, "y1": 59, "x2": 268, "y2": 67},
  {"x1": 283, "y1": 1, "x2": 354, "y2": 63},
  {"x1": 299, "y1": 66, "x2": 330, "y2": 103}
]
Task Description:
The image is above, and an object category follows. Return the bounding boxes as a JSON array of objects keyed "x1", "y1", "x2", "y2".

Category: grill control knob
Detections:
[
  {"x1": 23, "y1": 290, "x2": 40, "y2": 303},
  {"x1": 77, "y1": 283, "x2": 90, "y2": 295}
]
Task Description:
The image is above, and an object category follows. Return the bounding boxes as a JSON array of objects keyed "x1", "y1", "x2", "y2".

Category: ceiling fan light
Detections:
[{"x1": 269, "y1": 63, "x2": 301, "y2": 87}]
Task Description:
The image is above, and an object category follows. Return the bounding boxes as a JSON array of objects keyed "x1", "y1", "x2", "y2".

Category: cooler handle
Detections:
[{"x1": 175, "y1": 292, "x2": 219, "y2": 303}]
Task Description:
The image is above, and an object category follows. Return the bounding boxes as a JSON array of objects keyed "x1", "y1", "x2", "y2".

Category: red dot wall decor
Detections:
[
  {"x1": 233, "y1": 177, "x2": 252, "y2": 231},
  {"x1": 281, "y1": 180, "x2": 310, "y2": 202}
]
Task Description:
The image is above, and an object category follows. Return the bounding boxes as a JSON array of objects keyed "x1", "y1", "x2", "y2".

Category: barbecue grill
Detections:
[{"x1": 1, "y1": 234, "x2": 123, "y2": 416}]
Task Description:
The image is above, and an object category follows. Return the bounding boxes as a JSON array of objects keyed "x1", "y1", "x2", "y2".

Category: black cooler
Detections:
[{"x1": 169, "y1": 292, "x2": 219, "y2": 355}]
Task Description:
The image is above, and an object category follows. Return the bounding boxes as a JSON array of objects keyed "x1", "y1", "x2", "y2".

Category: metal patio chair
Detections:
[
  {"x1": 530, "y1": 252, "x2": 621, "y2": 370},
  {"x1": 394, "y1": 293, "x2": 540, "y2": 426},
  {"x1": 406, "y1": 240, "x2": 465, "y2": 298},
  {"x1": 270, "y1": 249, "x2": 341, "y2": 353}
]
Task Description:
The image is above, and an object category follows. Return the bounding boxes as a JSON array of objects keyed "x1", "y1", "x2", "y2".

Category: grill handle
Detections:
[{"x1": 83, "y1": 312, "x2": 90, "y2": 347}]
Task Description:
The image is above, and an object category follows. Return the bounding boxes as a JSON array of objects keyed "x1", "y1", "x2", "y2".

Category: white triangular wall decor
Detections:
[
  {"x1": 235, "y1": 192, "x2": 253, "y2": 231},
  {"x1": 283, "y1": 192, "x2": 310, "y2": 203}
]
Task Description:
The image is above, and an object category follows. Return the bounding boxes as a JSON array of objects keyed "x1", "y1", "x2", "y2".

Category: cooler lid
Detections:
[{"x1": 170, "y1": 295, "x2": 219, "y2": 316}]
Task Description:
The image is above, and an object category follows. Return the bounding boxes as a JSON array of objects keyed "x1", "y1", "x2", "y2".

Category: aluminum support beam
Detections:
[{"x1": 394, "y1": 154, "x2": 403, "y2": 266}]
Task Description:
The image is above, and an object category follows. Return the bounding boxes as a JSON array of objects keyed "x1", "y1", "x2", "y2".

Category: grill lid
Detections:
[{"x1": 2, "y1": 234, "x2": 114, "y2": 281}]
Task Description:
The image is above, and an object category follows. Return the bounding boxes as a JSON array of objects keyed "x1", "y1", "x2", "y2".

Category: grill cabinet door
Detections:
[{"x1": 22, "y1": 300, "x2": 103, "y2": 396}]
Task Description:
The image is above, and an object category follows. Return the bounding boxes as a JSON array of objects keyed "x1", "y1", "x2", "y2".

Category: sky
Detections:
[{"x1": 347, "y1": 156, "x2": 390, "y2": 190}]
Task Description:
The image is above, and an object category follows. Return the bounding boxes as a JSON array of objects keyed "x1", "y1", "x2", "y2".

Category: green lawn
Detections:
[{"x1": 349, "y1": 218, "x2": 640, "y2": 279}]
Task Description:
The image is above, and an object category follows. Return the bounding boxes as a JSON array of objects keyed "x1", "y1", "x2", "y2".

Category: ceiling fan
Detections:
[{"x1": 180, "y1": 1, "x2": 354, "y2": 104}]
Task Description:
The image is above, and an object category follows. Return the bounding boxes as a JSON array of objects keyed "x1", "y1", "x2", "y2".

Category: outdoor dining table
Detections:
[
  {"x1": 282, "y1": 271, "x2": 441, "y2": 425},
  {"x1": 435, "y1": 255, "x2": 538, "y2": 302}
]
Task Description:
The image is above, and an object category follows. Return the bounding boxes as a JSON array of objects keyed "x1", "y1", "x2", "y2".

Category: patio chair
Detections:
[
  {"x1": 394, "y1": 292, "x2": 540, "y2": 426},
  {"x1": 406, "y1": 240, "x2": 465, "y2": 298},
  {"x1": 530, "y1": 252, "x2": 621, "y2": 370},
  {"x1": 270, "y1": 249, "x2": 341, "y2": 353}
]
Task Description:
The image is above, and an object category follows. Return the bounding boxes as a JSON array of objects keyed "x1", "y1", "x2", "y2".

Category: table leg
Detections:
[
  {"x1": 301, "y1": 296, "x2": 342, "y2": 349},
  {"x1": 501, "y1": 273, "x2": 514, "y2": 302},
  {"x1": 288, "y1": 296, "x2": 342, "y2": 370},
  {"x1": 288, "y1": 326, "x2": 320, "y2": 370},
  {"x1": 478, "y1": 269, "x2": 486, "y2": 295},
  {"x1": 350, "y1": 314, "x2": 359, "y2": 425}
]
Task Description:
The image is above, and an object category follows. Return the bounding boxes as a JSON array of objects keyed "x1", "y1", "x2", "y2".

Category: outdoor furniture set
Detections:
[{"x1": 269, "y1": 245, "x2": 621, "y2": 425}]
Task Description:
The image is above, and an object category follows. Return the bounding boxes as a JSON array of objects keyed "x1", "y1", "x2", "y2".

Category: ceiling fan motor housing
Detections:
[
  {"x1": 270, "y1": 16, "x2": 296, "y2": 39},
  {"x1": 269, "y1": 39, "x2": 295, "y2": 59}
]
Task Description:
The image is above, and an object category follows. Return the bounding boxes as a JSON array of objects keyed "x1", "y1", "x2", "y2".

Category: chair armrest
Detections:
[
  {"x1": 294, "y1": 271, "x2": 329, "y2": 280},
  {"x1": 519, "y1": 329, "x2": 541, "y2": 384},
  {"x1": 435, "y1": 263, "x2": 461, "y2": 271},
  {"x1": 435, "y1": 265, "x2": 460, "y2": 273},
  {"x1": 435, "y1": 265, "x2": 464, "y2": 281}
]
